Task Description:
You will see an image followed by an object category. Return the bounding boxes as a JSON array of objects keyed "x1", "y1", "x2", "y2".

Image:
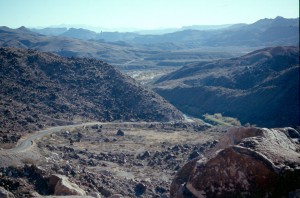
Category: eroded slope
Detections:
[
  {"x1": 0, "y1": 47, "x2": 183, "y2": 144},
  {"x1": 154, "y1": 46, "x2": 299, "y2": 127}
]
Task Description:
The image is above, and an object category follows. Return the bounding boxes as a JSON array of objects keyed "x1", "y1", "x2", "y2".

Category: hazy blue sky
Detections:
[{"x1": 0, "y1": 0, "x2": 298, "y2": 31}]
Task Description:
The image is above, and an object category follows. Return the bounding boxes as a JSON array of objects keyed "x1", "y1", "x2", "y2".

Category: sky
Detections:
[{"x1": 0, "y1": 0, "x2": 299, "y2": 31}]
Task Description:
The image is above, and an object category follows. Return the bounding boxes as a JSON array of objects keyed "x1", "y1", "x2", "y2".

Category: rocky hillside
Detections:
[
  {"x1": 0, "y1": 47, "x2": 183, "y2": 143},
  {"x1": 153, "y1": 46, "x2": 299, "y2": 127}
]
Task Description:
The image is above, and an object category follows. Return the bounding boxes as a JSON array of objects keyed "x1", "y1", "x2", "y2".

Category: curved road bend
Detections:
[
  {"x1": 0, "y1": 122, "x2": 104, "y2": 154},
  {"x1": 0, "y1": 121, "x2": 163, "y2": 154}
]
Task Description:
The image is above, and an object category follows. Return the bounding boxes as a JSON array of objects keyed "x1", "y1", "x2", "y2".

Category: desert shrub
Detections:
[
  {"x1": 223, "y1": 117, "x2": 241, "y2": 126},
  {"x1": 214, "y1": 113, "x2": 223, "y2": 119},
  {"x1": 203, "y1": 113, "x2": 241, "y2": 126}
]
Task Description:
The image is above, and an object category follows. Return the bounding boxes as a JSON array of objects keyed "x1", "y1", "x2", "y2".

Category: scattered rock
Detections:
[
  {"x1": 98, "y1": 186, "x2": 113, "y2": 197},
  {"x1": 88, "y1": 159, "x2": 96, "y2": 166},
  {"x1": 155, "y1": 186, "x2": 167, "y2": 194},
  {"x1": 135, "y1": 182, "x2": 147, "y2": 195},
  {"x1": 139, "y1": 151, "x2": 151, "y2": 160},
  {"x1": 165, "y1": 154, "x2": 176, "y2": 161},
  {"x1": 189, "y1": 151, "x2": 200, "y2": 160},
  {"x1": 49, "y1": 174, "x2": 86, "y2": 196},
  {"x1": 116, "y1": 129, "x2": 125, "y2": 136},
  {"x1": 91, "y1": 124, "x2": 101, "y2": 130}
]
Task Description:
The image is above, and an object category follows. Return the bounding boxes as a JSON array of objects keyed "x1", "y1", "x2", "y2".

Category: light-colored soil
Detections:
[{"x1": 0, "y1": 122, "x2": 226, "y2": 197}]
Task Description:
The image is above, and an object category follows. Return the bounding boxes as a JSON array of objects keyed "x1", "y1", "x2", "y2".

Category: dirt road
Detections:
[{"x1": 1, "y1": 121, "x2": 157, "y2": 154}]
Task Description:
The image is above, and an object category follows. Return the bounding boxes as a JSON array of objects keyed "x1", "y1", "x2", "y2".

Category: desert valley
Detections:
[{"x1": 0, "y1": 5, "x2": 299, "y2": 197}]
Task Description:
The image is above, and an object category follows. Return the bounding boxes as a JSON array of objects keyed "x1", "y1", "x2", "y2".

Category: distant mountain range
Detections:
[
  {"x1": 0, "y1": 25, "x2": 239, "y2": 70},
  {"x1": 0, "y1": 47, "x2": 183, "y2": 138},
  {"x1": 29, "y1": 16, "x2": 299, "y2": 47},
  {"x1": 132, "y1": 16, "x2": 299, "y2": 47},
  {"x1": 30, "y1": 27, "x2": 68, "y2": 36},
  {"x1": 0, "y1": 25, "x2": 145, "y2": 66},
  {"x1": 1, "y1": 16, "x2": 298, "y2": 52},
  {"x1": 31, "y1": 24, "x2": 234, "y2": 36},
  {"x1": 153, "y1": 46, "x2": 299, "y2": 127}
]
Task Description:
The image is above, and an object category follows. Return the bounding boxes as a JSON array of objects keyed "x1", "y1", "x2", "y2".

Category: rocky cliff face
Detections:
[
  {"x1": 0, "y1": 47, "x2": 183, "y2": 143},
  {"x1": 154, "y1": 46, "x2": 299, "y2": 127},
  {"x1": 170, "y1": 127, "x2": 300, "y2": 197}
]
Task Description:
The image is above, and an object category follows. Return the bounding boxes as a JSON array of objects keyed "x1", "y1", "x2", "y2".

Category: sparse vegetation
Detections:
[
  {"x1": 0, "y1": 15, "x2": 299, "y2": 198},
  {"x1": 203, "y1": 113, "x2": 241, "y2": 127}
]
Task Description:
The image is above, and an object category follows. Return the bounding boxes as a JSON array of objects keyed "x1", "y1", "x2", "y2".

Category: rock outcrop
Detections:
[
  {"x1": 171, "y1": 127, "x2": 300, "y2": 197},
  {"x1": 0, "y1": 187, "x2": 15, "y2": 198},
  {"x1": 49, "y1": 174, "x2": 86, "y2": 196}
]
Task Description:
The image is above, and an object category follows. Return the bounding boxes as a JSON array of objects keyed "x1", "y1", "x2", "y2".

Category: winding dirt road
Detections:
[
  {"x1": 0, "y1": 121, "x2": 166, "y2": 154},
  {"x1": 0, "y1": 122, "x2": 108, "y2": 154},
  {"x1": 1, "y1": 115, "x2": 199, "y2": 154}
]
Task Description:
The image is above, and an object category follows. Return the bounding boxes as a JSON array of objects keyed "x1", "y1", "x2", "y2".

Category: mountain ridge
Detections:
[
  {"x1": 28, "y1": 16, "x2": 299, "y2": 47},
  {"x1": 153, "y1": 46, "x2": 299, "y2": 127}
]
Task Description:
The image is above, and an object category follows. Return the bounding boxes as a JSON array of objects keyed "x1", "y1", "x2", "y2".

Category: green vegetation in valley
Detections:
[{"x1": 203, "y1": 113, "x2": 241, "y2": 127}]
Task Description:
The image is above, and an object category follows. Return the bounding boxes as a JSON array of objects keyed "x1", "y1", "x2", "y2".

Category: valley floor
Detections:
[{"x1": 0, "y1": 121, "x2": 225, "y2": 197}]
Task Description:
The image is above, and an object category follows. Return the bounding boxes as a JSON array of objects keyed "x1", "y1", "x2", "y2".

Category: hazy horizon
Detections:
[{"x1": 0, "y1": 0, "x2": 299, "y2": 32}]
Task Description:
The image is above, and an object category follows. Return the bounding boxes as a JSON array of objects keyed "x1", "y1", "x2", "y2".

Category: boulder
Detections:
[
  {"x1": 49, "y1": 174, "x2": 86, "y2": 196},
  {"x1": 135, "y1": 182, "x2": 147, "y2": 195},
  {"x1": 189, "y1": 151, "x2": 200, "y2": 160},
  {"x1": 0, "y1": 187, "x2": 15, "y2": 198},
  {"x1": 116, "y1": 129, "x2": 125, "y2": 136},
  {"x1": 171, "y1": 127, "x2": 300, "y2": 197},
  {"x1": 98, "y1": 186, "x2": 112, "y2": 197},
  {"x1": 139, "y1": 151, "x2": 151, "y2": 160}
]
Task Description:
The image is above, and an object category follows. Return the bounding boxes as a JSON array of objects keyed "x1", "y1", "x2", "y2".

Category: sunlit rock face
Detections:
[{"x1": 171, "y1": 127, "x2": 300, "y2": 198}]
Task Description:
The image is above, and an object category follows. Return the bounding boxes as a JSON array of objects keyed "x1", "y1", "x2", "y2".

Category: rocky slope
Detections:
[
  {"x1": 153, "y1": 46, "x2": 299, "y2": 127},
  {"x1": 0, "y1": 47, "x2": 183, "y2": 144},
  {"x1": 0, "y1": 122, "x2": 217, "y2": 197},
  {"x1": 171, "y1": 127, "x2": 300, "y2": 197}
]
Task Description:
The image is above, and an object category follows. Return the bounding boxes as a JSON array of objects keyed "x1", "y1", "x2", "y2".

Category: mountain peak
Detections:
[{"x1": 17, "y1": 26, "x2": 30, "y2": 31}]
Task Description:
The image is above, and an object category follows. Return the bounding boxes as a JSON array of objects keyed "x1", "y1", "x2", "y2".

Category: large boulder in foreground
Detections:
[
  {"x1": 171, "y1": 127, "x2": 300, "y2": 197},
  {"x1": 49, "y1": 174, "x2": 86, "y2": 196}
]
